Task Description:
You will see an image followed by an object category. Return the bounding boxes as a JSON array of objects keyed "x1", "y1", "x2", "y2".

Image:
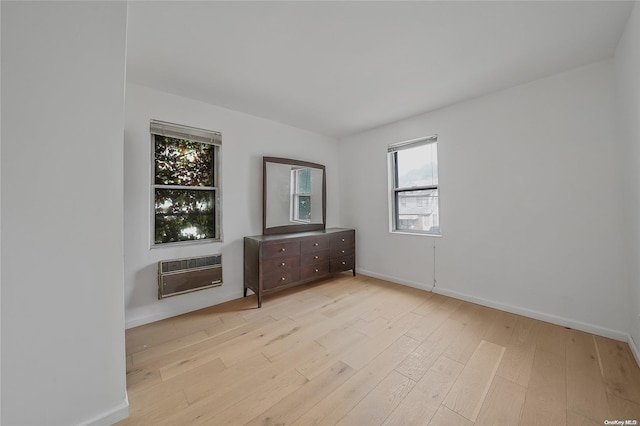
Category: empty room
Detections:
[{"x1": 2, "y1": 1, "x2": 640, "y2": 425}]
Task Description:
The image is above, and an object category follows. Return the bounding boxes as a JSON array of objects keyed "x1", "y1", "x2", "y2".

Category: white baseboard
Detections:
[
  {"x1": 357, "y1": 268, "x2": 433, "y2": 292},
  {"x1": 432, "y1": 286, "x2": 628, "y2": 341},
  {"x1": 628, "y1": 334, "x2": 640, "y2": 367},
  {"x1": 357, "y1": 270, "x2": 629, "y2": 342},
  {"x1": 125, "y1": 291, "x2": 244, "y2": 329},
  {"x1": 77, "y1": 393, "x2": 129, "y2": 426}
]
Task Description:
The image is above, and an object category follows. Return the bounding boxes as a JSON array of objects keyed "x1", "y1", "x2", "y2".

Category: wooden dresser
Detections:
[{"x1": 243, "y1": 228, "x2": 355, "y2": 307}]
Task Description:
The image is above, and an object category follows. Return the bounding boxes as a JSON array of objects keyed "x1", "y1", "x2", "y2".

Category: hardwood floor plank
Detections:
[
  {"x1": 296, "y1": 329, "x2": 367, "y2": 380},
  {"x1": 520, "y1": 347, "x2": 567, "y2": 426},
  {"x1": 141, "y1": 315, "x2": 276, "y2": 373},
  {"x1": 127, "y1": 357, "x2": 227, "y2": 415},
  {"x1": 442, "y1": 304, "x2": 497, "y2": 364},
  {"x1": 131, "y1": 330, "x2": 209, "y2": 366},
  {"x1": 125, "y1": 364, "x2": 162, "y2": 393},
  {"x1": 293, "y1": 334, "x2": 420, "y2": 426},
  {"x1": 395, "y1": 317, "x2": 465, "y2": 381},
  {"x1": 567, "y1": 409, "x2": 604, "y2": 426},
  {"x1": 158, "y1": 316, "x2": 284, "y2": 379},
  {"x1": 566, "y1": 329, "x2": 611, "y2": 424},
  {"x1": 428, "y1": 405, "x2": 474, "y2": 426},
  {"x1": 482, "y1": 310, "x2": 518, "y2": 347},
  {"x1": 606, "y1": 392, "x2": 640, "y2": 421},
  {"x1": 410, "y1": 291, "x2": 449, "y2": 317},
  {"x1": 594, "y1": 335, "x2": 640, "y2": 404},
  {"x1": 442, "y1": 339, "x2": 506, "y2": 422},
  {"x1": 340, "y1": 312, "x2": 423, "y2": 370},
  {"x1": 405, "y1": 297, "x2": 464, "y2": 342},
  {"x1": 384, "y1": 355, "x2": 464, "y2": 426},
  {"x1": 170, "y1": 310, "x2": 224, "y2": 335},
  {"x1": 347, "y1": 316, "x2": 392, "y2": 337},
  {"x1": 475, "y1": 375, "x2": 527, "y2": 426},
  {"x1": 535, "y1": 321, "x2": 569, "y2": 357},
  {"x1": 495, "y1": 316, "x2": 540, "y2": 387},
  {"x1": 125, "y1": 320, "x2": 179, "y2": 355},
  {"x1": 181, "y1": 353, "x2": 271, "y2": 405},
  {"x1": 337, "y1": 370, "x2": 416, "y2": 425},
  {"x1": 246, "y1": 361, "x2": 356, "y2": 426},
  {"x1": 204, "y1": 313, "x2": 248, "y2": 337},
  {"x1": 158, "y1": 367, "x2": 308, "y2": 426}
]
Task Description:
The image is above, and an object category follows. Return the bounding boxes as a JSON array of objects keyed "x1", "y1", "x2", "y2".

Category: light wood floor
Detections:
[{"x1": 118, "y1": 274, "x2": 640, "y2": 425}]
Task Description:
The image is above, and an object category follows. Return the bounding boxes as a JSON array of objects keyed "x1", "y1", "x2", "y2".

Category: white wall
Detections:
[
  {"x1": 124, "y1": 83, "x2": 340, "y2": 328},
  {"x1": 339, "y1": 60, "x2": 629, "y2": 339},
  {"x1": 1, "y1": 2, "x2": 128, "y2": 425},
  {"x1": 615, "y1": 1, "x2": 640, "y2": 353}
]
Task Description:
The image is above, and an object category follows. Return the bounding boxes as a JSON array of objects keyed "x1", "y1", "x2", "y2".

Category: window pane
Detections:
[
  {"x1": 154, "y1": 136, "x2": 214, "y2": 186},
  {"x1": 397, "y1": 143, "x2": 438, "y2": 188},
  {"x1": 155, "y1": 189, "x2": 215, "y2": 243},
  {"x1": 295, "y1": 168, "x2": 311, "y2": 193},
  {"x1": 295, "y1": 195, "x2": 311, "y2": 222},
  {"x1": 396, "y1": 189, "x2": 439, "y2": 233}
]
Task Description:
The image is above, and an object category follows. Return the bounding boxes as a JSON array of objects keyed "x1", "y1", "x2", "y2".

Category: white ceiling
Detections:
[{"x1": 126, "y1": 1, "x2": 634, "y2": 138}]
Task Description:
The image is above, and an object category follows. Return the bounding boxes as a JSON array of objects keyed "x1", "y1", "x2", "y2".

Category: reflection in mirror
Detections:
[{"x1": 263, "y1": 157, "x2": 326, "y2": 235}]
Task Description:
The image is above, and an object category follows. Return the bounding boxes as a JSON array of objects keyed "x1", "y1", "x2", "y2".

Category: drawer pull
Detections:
[
  {"x1": 314, "y1": 255, "x2": 319, "y2": 260},
  {"x1": 280, "y1": 248, "x2": 286, "y2": 252},
  {"x1": 341, "y1": 250, "x2": 345, "y2": 254},
  {"x1": 281, "y1": 277, "x2": 286, "y2": 281},
  {"x1": 313, "y1": 242, "x2": 319, "y2": 247},
  {"x1": 315, "y1": 268, "x2": 319, "y2": 273},
  {"x1": 341, "y1": 238, "x2": 345, "y2": 242},
  {"x1": 342, "y1": 261, "x2": 346, "y2": 265},
  {"x1": 281, "y1": 262, "x2": 286, "y2": 267}
]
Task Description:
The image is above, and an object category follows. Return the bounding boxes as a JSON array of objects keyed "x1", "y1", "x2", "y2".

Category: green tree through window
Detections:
[{"x1": 151, "y1": 120, "x2": 221, "y2": 245}]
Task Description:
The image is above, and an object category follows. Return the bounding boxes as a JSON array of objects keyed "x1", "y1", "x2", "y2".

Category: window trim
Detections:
[
  {"x1": 388, "y1": 135, "x2": 440, "y2": 236},
  {"x1": 290, "y1": 168, "x2": 312, "y2": 223},
  {"x1": 150, "y1": 120, "x2": 223, "y2": 248}
]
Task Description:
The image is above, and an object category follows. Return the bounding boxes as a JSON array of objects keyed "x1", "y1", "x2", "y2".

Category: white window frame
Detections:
[
  {"x1": 388, "y1": 135, "x2": 440, "y2": 236},
  {"x1": 150, "y1": 119, "x2": 222, "y2": 247},
  {"x1": 290, "y1": 168, "x2": 312, "y2": 223}
]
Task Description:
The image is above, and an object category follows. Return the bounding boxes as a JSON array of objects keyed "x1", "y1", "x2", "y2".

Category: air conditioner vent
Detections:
[
  {"x1": 158, "y1": 254, "x2": 222, "y2": 299},
  {"x1": 160, "y1": 255, "x2": 222, "y2": 273}
]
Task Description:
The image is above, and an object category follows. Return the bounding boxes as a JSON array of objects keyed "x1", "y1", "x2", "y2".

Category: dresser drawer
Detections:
[
  {"x1": 331, "y1": 246, "x2": 355, "y2": 259},
  {"x1": 263, "y1": 269, "x2": 300, "y2": 290},
  {"x1": 300, "y1": 237, "x2": 331, "y2": 253},
  {"x1": 263, "y1": 255, "x2": 299, "y2": 273},
  {"x1": 331, "y1": 255, "x2": 355, "y2": 273},
  {"x1": 301, "y1": 262, "x2": 330, "y2": 280},
  {"x1": 263, "y1": 241, "x2": 300, "y2": 258},
  {"x1": 300, "y1": 249, "x2": 330, "y2": 266},
  {"x1": 332, "y1": 231, "x2": 355, "y2": 249}
]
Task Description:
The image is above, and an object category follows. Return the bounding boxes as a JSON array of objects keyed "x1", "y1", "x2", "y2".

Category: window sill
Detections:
[
  {"x1": 390, "y1": 230, "x2": 441, "y2": 238},
  {"x1": 151, "y1": 238, "x2": 223, "y2": 249}
]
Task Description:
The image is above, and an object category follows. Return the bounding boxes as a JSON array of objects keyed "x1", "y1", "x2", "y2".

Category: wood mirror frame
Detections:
[{"x1": 263, "y1": 156, "x2": 327, "y2": 235}]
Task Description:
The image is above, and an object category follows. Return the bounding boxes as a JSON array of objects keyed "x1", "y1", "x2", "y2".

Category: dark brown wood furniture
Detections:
[{"x1": 244, "y1": 228, "x2": 355, "y2": 307}]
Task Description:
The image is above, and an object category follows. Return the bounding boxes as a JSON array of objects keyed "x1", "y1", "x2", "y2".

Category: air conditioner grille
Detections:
[
  {"x1": 158, "y1": 254, "x2": 223, "y2": 299},
  {"x1": 161, "y1": 254, "x2": 221, "y2": 273}
]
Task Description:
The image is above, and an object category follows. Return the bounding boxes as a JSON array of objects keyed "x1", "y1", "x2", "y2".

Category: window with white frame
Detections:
[
  {"x1": 388, "y1": 136, "x2": 439, "y2": 235},
  {"x1": 291, "y1": 167, "x2": 312, "y2": 222},
  {"x1": 151, "y1": 120, "x2": 222, "y2": 246}
]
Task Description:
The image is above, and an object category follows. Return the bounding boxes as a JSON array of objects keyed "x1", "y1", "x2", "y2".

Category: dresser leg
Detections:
[
  {"x1": 243, "y1": 287, "x2": 247, "y2": 297},
  {"x1": 257, "y1": 294, "x2": 262, "y2": 308},
  {"x1": 352, "y1": 269, "x2": 356, "y2": 277}
]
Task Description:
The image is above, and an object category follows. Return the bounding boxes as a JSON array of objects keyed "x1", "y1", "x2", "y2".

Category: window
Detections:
[
  {"x1": 388, "y1": 136, "x2": 439, "y2": 235},
  {"x1": 151, "y1": 120, "x2": 222, "y2": 246},
  {"x1": 291, "y1": 167, "x2": 311, "y2": 222}
]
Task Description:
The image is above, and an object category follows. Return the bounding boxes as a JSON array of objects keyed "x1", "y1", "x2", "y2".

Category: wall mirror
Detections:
[{"x1": 263, "y1": 156, "x2": 326, "y2": 235}]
